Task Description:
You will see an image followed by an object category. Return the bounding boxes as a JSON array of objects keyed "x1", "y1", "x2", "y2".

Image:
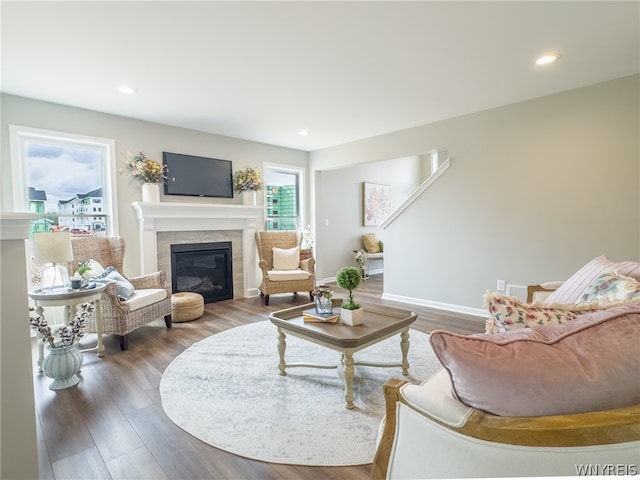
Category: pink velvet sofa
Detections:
[{"x1": 372, "y1": 255, "x2": 640, "y2": 479}]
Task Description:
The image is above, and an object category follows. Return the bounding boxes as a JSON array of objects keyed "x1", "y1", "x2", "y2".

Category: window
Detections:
[
  {"x1": 9, "y1": 126, "x2": 119, "y2": 238},
  {"x1": 264, "y1": 164, "x2": 305, "y2": 231}
]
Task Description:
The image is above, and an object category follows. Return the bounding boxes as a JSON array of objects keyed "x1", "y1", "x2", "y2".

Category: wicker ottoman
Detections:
[{"x1": 171, "y1": 292, "x2": 204, "y2": 322}]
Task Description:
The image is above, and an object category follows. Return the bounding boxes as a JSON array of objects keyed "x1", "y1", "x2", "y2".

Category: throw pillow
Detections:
[
  {"x1": 92, "y1": 266, "x2": 135, "y2": 300},
  {"x1": 579, "y1": 269, "x2": 640, "y2": 304},
  {"x1": 484, "y1": 292, "x2": 599, "y2": 334},
  {"x1": 362, "y1": 234, "x2": 381, "y2": 254},
  {"x1": 75, "y1": 259, "x2": 105, "y2": 280},
  {"x1": 272, "y1": 246, "x2": 300, "y2": 270},
  {"x1": 430, "y1": 303, "x2": 640, "y2": 417},
  {"x1": 544, "y1": 255, "x2": 640, "y2": 305}
]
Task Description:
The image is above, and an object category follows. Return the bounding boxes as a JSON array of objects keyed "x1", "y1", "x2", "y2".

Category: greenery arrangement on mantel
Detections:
[
  {"x1": 123, "y1": 152, "x2": 167, "y2": 184},
  {"x1": 233, "y1": 166, "x2": 263, "y2": 192}
]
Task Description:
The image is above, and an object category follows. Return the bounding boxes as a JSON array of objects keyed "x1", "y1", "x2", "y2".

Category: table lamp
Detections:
[{"x1": 34, "y1": 231, "x2": 74, "y2": 292}]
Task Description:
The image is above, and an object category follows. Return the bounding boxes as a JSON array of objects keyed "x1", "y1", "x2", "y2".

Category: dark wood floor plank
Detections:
[
  {"x1": 126, "y1": 403, "x2": 281, "y2": 480},
  {"x1": 105, "y1": 445, "x2": 169, "y2": 480},
  {"x1": 34, "y1": 273, "x2": 482, "y2": 479},
  {"x1": 33, "y1": 376, "x2": 96, "y2": 463},
  {"x1": 69, "y1": 361, "x2": 145, "y2": 463},
  {"x1": 50, "y1": 446, "x2": 111, "y2": 480}
]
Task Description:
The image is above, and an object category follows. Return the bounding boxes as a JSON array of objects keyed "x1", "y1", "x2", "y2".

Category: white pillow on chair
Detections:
[{"x1": 272, "y1": 246, "x2": 300, "y2": 270}]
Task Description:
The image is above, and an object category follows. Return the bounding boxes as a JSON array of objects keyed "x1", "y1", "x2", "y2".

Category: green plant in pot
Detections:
[{"x1": 336, "y1": 266, "x2": 363, "y2": 325}]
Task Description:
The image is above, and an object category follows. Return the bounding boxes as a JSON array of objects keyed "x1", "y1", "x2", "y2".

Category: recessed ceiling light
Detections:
[
  {"x1": 119, "y1": 86, "x2": 137, "y2": 94},
  {"x1": 535, "y1": 53, "x2": 560, "y2": 65},
  {"x1": 298, "y1": 130, "x2": 309, "y2": 136}
]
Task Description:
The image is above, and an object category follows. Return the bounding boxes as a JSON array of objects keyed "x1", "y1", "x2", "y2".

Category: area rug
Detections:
[{"x1": 160, "y1": 321, "x2": 442, "y2": 466}]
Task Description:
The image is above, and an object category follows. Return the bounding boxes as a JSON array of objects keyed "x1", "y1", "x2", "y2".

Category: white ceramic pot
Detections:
[
  {"x1": 141, "y1": 182, "x2": 161, "y2": 202},
  {"x1": 340, "y1": 306, "x2": 364, "y2": 326},
  {"x1": 42, "y1": 342, "x2": 83, "y2": 390},
  {"x1": 241, "y1": 190, "x2": 257, "y2": 206}
]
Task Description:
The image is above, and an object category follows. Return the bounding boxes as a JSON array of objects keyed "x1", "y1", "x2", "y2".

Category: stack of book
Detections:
[{"x1": 302, "y1": 309, "x2": 339, "y2": 323}]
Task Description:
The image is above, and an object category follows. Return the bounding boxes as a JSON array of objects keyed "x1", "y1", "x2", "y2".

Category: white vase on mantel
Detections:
[
  {"x1": 142, "y1": 183, "x2": 161, "y2": 202},
  {"x1": 241, "y1": 190, "x2": 257, "y2": 206}
]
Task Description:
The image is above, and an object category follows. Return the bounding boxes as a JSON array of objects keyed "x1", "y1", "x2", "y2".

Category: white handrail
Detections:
[{"x1": 379, "y1": 158, "x2": 451, "y2": 229}]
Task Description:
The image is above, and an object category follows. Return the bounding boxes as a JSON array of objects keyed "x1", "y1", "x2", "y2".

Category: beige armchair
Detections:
[
  {"x1": 67, "y1": 236, "x2": 172, "y2": 350},
  {"x1": 255, "y1": 231, "x2": 316, "y2": 305},
  {"x1": 526, "y1": 280, "x2": 564, "y2": 303}
]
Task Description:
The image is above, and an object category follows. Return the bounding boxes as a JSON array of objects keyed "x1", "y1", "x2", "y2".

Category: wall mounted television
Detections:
[{"x1": 163, "y1": 152, "x2": 234, "y2": 198}]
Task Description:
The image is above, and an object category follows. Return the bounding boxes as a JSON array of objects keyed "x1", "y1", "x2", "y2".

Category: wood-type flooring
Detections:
[{"x1": 32, "y1": 274, "x2": 485, "y2": 480}]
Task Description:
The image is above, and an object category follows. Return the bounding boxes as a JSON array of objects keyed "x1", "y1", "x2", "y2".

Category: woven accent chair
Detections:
[
  {"x1": 255, "y1": 231, "x2": 316, "y2": 305},
  {"x1": 67, "y1": 236, "x2": 172, "y2": 351}
]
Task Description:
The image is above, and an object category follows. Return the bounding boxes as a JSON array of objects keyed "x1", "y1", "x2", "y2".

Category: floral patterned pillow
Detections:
[
  {"x1": 484, "y1": 292, "x2": 599, "y2": 334},
  {"x1": 579, "y1": 270, "x2": 640, "y2": 304}
]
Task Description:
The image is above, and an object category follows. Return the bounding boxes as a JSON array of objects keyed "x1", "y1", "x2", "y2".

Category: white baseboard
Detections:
[
  {"x1": 316, "y1": 276, "x2": 487, "y2": 320},
  {"x1": 381, "y1": 292, "x2": 487, "y2": 319},
  {"x1": 246, "y1": 287, "x2": 261, "y2": 298}
]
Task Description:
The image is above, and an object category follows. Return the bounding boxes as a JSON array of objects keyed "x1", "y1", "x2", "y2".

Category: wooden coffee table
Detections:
[{"x1": 269, "y1": 302, "x2": 417, "y2": 409}]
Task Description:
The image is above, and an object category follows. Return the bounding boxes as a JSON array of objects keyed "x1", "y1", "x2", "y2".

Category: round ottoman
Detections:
[{"x1": 171, "y1": 292, "x2": 204, "y2": 323}]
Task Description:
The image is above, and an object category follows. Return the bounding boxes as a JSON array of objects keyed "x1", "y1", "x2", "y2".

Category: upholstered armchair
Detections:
[
  {"x1": 373, "y1": 254, "x2": 640, "y2": 479},
  {"x1": 526, "y1": 280, "x2": 564, "y2": 303},
  {"x1": 67, "y1": 236, "x2": 172, "y2": 350},
  {"x1": 255, "y1": 231, "x2": 316, "y2": 305}
]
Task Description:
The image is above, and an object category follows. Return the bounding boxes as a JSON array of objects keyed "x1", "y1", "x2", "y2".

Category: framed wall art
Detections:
[{"x1": 362, "y1": 182, "x2": 390, "y2": 226}]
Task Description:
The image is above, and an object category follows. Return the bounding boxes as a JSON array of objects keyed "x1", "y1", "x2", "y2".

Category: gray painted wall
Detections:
[
  {"x1": 313, "y1": 154, "x2": 422, "y2": 280},
  {"x1": 0, "y1": 95, "x2": 309, "y2": 277},
  {"x1": 311, "y1": 75, "x2": 640, "y2": 311},
  {"x1": 2, "y1": 75, "x2": 638, "y2": 311}
]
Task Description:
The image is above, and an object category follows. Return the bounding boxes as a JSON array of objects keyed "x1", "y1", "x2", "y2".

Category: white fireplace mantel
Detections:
[{"x1": 132, "y1": 202, "x2": 263, "y2": 297}]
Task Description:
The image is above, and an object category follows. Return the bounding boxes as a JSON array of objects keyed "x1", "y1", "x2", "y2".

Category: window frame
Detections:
[
  {"x1": 9, "y1": 125, "x2": 119, "y2": 236},
  {"x1": 263, "y1": 162, "x2": 306, "y2": 232}
]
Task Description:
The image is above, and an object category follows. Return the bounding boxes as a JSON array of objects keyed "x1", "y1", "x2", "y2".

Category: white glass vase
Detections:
[{"x1": 142, "y1": 183, "x2": 161, "y2": 202}]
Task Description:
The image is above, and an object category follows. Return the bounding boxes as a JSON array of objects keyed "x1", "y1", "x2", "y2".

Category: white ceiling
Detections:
[{"x1": 2, "y1": 1, "x2": 639, "y2": 152}]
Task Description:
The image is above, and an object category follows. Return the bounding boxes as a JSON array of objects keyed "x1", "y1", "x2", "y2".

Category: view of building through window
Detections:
[
  {"x1": 26, "y1": 141, "x2": 107, "y2": 238},
  {"x1": 265, "y1": 169, "x2": 301, "y2": 231}
]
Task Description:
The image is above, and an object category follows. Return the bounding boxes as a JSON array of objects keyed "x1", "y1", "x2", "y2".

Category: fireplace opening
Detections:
[{"x1": 170, "y1": 242, "x2": 233, "y2": 303}]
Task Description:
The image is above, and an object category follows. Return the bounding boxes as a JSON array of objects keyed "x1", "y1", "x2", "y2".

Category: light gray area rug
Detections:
[{"x1": 160, "y1": 320, "x2": 442, "y2": 466}]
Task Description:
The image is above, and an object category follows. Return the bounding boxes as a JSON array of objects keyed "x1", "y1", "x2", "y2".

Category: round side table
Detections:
[{"x1": 29, "y1": 283, "x2": 107, "y2": 372}]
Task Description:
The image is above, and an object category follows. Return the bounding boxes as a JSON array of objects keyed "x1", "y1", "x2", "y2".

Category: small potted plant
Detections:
[
  {"x1": 336, "y1": 266, "x2": 363, "y2": 325},
  {"x1": 71, "y1": 260, "x2": 93, "y2": 288}
]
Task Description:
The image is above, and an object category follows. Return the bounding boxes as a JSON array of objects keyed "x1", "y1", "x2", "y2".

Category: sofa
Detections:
[{"x1": 372, "y1": 255, "x2": 640, "y2": 479}]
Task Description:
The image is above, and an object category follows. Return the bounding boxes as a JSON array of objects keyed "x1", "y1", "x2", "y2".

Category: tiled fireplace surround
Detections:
[{"x1": 131, "y1": 202, "x2": 263, "y2": 298}]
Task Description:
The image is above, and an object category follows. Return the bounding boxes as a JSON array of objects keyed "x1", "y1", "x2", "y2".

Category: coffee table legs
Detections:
[
  {"x1": 275, "y1": 327, "x2": 410, "y2": 409},
  {"x1": 400, "y1": 329, "x2": 410, "y2": 375},
  {"x1": 342, "y1": 352, "x2": 355, "y2": 409},
  {"x1": 277, "y1": 328, "x2": 287, "y2": 376}
]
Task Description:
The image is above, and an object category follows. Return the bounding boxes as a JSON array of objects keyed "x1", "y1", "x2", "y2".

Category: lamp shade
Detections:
[{"x1": 33, "y1": 231, "x2": 73, "y2": 265}]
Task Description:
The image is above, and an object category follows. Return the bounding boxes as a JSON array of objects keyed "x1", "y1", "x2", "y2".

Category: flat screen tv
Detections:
[{"x1": 163, "y1": 152, "x2": 233, "y2": 198}]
